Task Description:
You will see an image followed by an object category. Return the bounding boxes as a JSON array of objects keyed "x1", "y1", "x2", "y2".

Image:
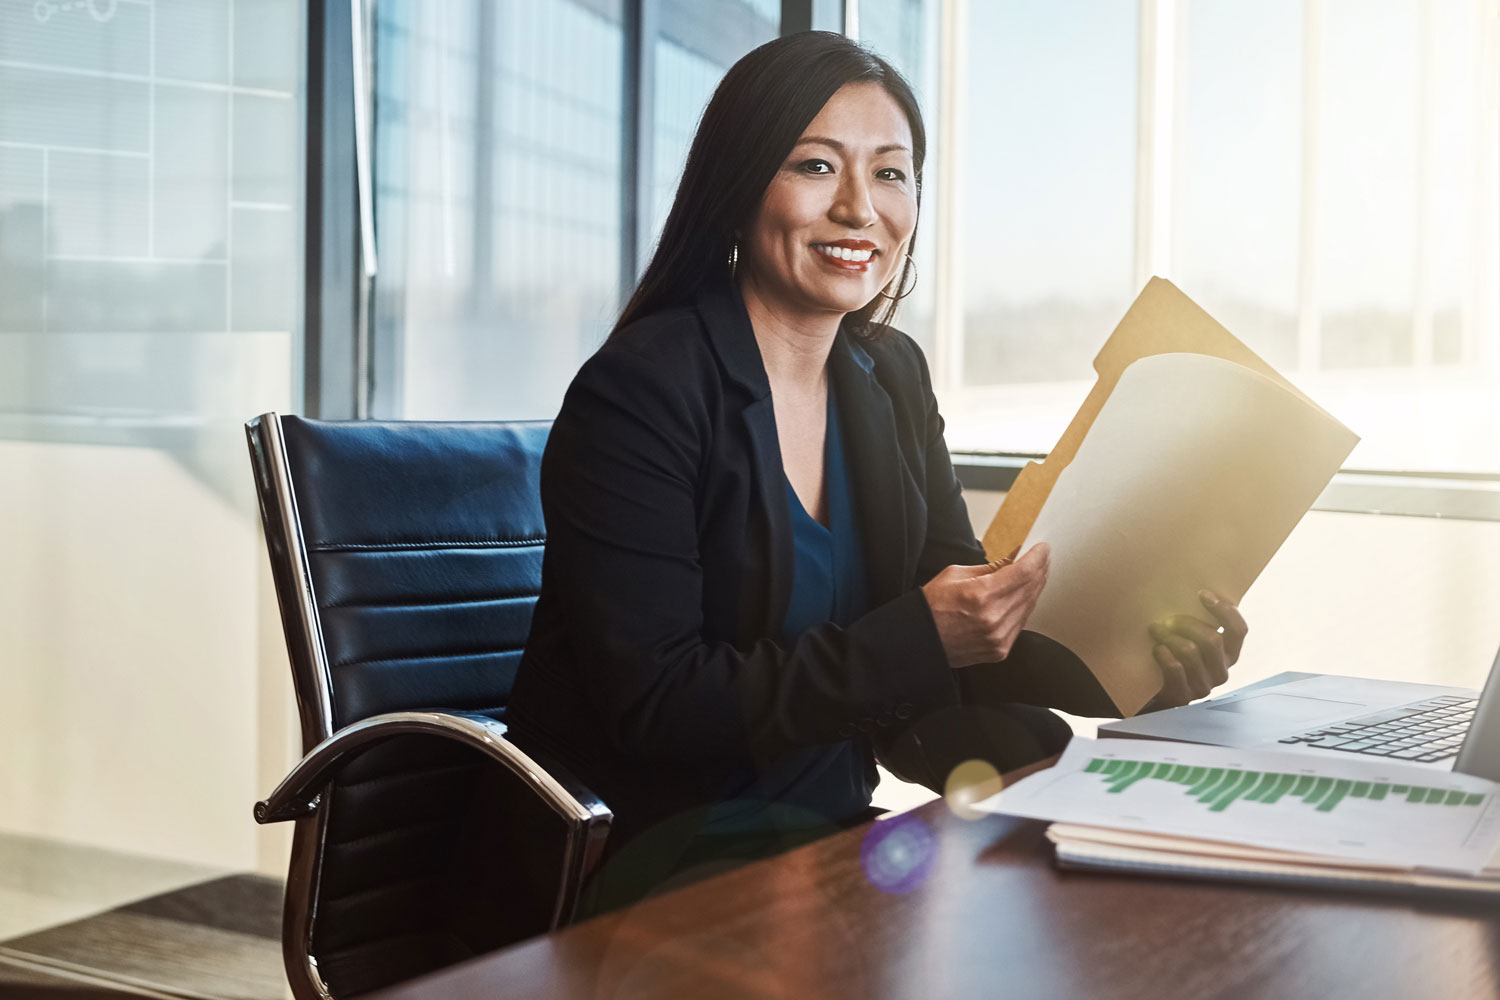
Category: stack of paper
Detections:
[{"x1": 975, "y1": 739, "x2": 1500, "y2": 896}]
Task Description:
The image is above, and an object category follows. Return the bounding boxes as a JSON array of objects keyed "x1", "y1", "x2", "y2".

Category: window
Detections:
[
  {"x1": 934, "y1": 0, "x2": 1500, "y2": 475},
  {"x1": 371, "y1": 0, "x2": 777, "y2": 421},
  {"x1": 0, "y1": 0, "x2": 303, "y2": 466},
  {"x1": 0, "y1": 0, "x2": 306, "y2": 867},
  {"x1": 367, "y1": 0, "x2": 1500, "y2": 476},
  {"x1": 857, "y1": 0, "x2": 941, "y2": 361},
  {"x1": 372, "y1": 0, "x2": 625, "y2": 421}
]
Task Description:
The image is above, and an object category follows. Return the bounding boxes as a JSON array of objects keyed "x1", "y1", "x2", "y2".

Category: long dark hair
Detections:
[{"x1": 611, "y1": 31, "x2": 926, "y2": 342}]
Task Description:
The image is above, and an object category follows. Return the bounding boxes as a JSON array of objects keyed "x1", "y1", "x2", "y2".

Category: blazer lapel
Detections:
[
  {"x1": 695, "y1": 277, "x2": 793, "y2": 640},
  {"x1": 741, "y1": 396, "x2": 791, "y2": 637},
  {"x1": 829, "y1": 331, "x2": 917, "y2": 606}
]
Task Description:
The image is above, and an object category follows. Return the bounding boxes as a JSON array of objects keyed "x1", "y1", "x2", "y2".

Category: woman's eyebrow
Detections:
[{"x1": 795, "y1": 135, "x2": 912, "y2": 155}]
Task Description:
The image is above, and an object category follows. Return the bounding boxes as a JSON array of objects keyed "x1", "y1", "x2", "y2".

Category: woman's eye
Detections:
[
  {"x1": 799, "y1": 159, "x2": 833, "y2": 174},
  {"x1": 877, "y1": 167, "x2": 907, "y2": 182}
]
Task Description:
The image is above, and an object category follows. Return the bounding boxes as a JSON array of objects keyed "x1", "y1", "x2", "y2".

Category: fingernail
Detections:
[{"x1": 1199, "y1": 590, "x2": 1219, "y2": 607}]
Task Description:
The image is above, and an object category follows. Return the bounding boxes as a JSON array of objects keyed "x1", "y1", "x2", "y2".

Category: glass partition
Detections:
[
  {"x1": 0, "y1": 0, "x2": 303, "y2": 472},
  {"x1": 373, "y1": 0, "x2": 777, "y2": 422},
  {"x1": 0, "y1": 0, "x2": 305, "y2": 869}
]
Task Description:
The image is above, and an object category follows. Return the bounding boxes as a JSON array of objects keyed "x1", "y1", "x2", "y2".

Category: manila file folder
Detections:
[{"x1": 982, "y1": 278, "x2": 1359, "y2": 716}]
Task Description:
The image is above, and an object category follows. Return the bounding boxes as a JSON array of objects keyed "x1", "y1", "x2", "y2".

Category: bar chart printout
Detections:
[
  {"x1": 1084, "y1": 758, "x2": 1489, "y2": 814},
  {"x1": 976, "y1": 739, "x2": 1500, "y2": 873}
]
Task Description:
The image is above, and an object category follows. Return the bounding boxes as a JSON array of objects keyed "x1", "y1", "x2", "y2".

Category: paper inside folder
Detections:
[{"x1": 983, "y1": 280, "x2": 1357, "y2": 715}]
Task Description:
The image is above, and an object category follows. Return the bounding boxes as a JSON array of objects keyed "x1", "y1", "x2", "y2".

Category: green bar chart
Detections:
[
  {"x1": 980, "y1": 739, "x2": 1500, "y2": 873},
  {"x1": 1083, "y1": 757, "x2": 1487, "y2": 813}
]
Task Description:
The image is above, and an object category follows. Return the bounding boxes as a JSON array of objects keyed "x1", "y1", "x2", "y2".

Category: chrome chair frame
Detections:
[{"x1": 246, "y1": 412, "x2": 611, "y2": 1000}]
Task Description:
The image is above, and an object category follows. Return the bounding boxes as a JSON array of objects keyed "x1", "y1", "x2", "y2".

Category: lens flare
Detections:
[
  {"x1": 860, "y1": 814, "x2": 935, "y2": 894},
  {"x1": 944, "y1": 758, "x2": 1003, "y2": 820}
]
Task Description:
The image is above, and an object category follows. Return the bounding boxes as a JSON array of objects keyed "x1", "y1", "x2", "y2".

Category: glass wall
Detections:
[
  {"x1": 373, "y1": 0, "x2": 776, "y2": 421},
  {"x1": 373, "y1": 0, "x2": 625, "y2": 421},
  {"x1": 367, "y1": 0, "x2": 1500, "y2": 474},
  {"x1": 937, "y1": 0, "x2": 1500, "y2": 473},
  {"x1": 858, "y1": 0, "x2": 941, "y2": 361},
  {"x1": 0, "y1": 0, "x2": 305, "y2": 868},
  {"x1": 0, "y1": 0, "x2": 302, "y2": 462},
  {"x1": 650, "y1": 1, "x2": 778, "y2": 248},
  {"x1": 1317, "y1": 0, "x2": 1421, "y2": 370},
  {"x1": 956, "y1": 0, "x2": 1139, "y2": 391},
  {"x1": 1173, "y1": 0, "x2": 1303, "y2": 372}
]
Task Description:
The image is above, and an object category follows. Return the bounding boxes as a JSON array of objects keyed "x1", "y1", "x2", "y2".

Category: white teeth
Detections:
[{"x1": 816, "y1": 245, "x2": 873, "y2": 262}]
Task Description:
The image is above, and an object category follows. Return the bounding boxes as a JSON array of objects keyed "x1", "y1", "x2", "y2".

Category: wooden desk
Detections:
[{"x1": 373, "y1": 773, "x2": 1500, "y2": 1000}]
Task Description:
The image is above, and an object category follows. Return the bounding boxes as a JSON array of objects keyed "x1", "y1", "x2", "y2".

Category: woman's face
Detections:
[{"x1": 741, "y1": 81, "x2": 918, "y2": 322}]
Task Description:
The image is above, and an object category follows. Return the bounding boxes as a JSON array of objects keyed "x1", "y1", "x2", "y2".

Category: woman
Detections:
[{"x1": 507, "y1": 31, "x2": 1246, "y2": 906}]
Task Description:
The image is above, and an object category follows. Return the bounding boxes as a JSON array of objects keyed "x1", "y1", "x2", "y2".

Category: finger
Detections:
[
  {"x1": 977, "y1": 557, "x2": 1049, "y2": 599},
  {"x1": 1149, "y1": 623, "x2": 1212, "y2": 699},
  {"x1": 1199, "y1": 591, "x2": 1248, "y2": 664},
  {"x1": 1153, "y1": 644, "x2": 1192, "y2": 707},
  {"x1": 1165, "y1": 614, "x2": 1229, "y2": 687},
  {"x1": 997, "y1": 544, "x2": 1050, "y2": 587},
  {"x1": 1015, "y1": 542, "x2": 1050, "y2": 568},
  {"x1": 946, "y1": 562, "x2": 1002, "y2": 581}
]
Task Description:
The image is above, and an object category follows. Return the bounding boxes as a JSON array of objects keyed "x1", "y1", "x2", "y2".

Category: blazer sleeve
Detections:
[
  {"x1": 900, "y1": 335, "x2": 1120, "y2": 719},
  {"x1": 542, "y1": 341, "x2": 960, "y2": 765}
]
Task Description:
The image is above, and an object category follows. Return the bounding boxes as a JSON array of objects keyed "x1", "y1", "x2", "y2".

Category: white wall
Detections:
[{"x1": 0, "y1": 435, "x2": 297, "y2": 873}]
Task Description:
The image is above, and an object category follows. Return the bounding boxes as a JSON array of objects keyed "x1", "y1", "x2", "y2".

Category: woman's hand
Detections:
[
  {"x1": 921, "y1": 544, "x2": 1050, "y2": 668},
  {"x1": 1143, "y1": 590, "x2": 1249, "y2": 709}
]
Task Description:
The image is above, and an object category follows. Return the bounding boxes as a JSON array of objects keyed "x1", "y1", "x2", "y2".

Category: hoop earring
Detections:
[
  {"x1": 879, "y1": 253, "x2": 918, "y2": 301},
  {"x1": 727, "y1": 241, "x2": 740, "y2": 278}
]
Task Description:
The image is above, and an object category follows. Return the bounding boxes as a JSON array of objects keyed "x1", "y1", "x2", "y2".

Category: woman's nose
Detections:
[{"x1": 829, "y1": 173, "x2": 877, "y2": 229}]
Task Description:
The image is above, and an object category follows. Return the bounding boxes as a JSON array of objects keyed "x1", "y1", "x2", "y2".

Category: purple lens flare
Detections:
[{"x1": 861, "y1": 814, "x2": 936, "y2": 894}]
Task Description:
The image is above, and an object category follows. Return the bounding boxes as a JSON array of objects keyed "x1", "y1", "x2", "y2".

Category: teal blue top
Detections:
[{"x1": 703, "y1": 385, "x2": 873, "y2": 834}]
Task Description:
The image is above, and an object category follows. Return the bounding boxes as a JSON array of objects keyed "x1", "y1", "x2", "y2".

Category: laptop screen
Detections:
[{"x1": 1454, "y1": 646, "x2": 1500, "y2": 782}]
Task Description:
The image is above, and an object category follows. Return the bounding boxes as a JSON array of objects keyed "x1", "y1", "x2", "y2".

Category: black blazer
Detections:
[{"x1": 508, "y1": 275, "x2": 1109, "y2": 860}]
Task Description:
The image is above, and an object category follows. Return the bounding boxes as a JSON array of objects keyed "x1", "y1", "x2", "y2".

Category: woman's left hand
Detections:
[{"x1": 1143, "y1": 590, "x2": 1249, "y2": 709}]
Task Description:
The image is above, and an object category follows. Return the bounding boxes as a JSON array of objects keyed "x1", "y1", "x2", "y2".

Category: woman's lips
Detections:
[{"x1": 813, "y1": 243, "x2": 876, "y2": 271}]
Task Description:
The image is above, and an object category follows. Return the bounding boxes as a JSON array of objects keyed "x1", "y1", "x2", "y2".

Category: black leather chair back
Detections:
[
  {"x1": 279, "y1": 418, "x2": 548, "y2": 733},
  {"x1": 249, "y1": 415, "x2": 607, "y2": 998}
]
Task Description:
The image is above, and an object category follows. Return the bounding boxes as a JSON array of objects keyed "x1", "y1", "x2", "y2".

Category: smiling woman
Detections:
[
  {"x1": 740, "y1": 84, "x2": 918, "y2": 322},
  {"x1": 612, "y1": 32, "x2": 924, "y2": 340},
  {"x1": 504, "y1": 30, "x2": 1242, "y2": 913}
]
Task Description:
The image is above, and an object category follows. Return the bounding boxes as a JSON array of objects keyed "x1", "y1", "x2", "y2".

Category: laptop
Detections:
[{"x1": 1098, "y1": 644, "x2": 1500, "y2": 782}]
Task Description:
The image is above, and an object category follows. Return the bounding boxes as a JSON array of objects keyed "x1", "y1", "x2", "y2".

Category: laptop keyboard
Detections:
[{"x1": 1277, "y1": 695, "x2": 1476, "y2": 763}]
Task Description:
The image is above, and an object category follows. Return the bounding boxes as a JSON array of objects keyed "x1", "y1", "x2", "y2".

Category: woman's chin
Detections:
[{"x1": 795, "y1": 285, "x2": 881, "y2": 318}]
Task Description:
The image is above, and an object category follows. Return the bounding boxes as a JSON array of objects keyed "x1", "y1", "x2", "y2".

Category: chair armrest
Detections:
[
  {"x1": 258, "y1": 710, "x2": 611, "y2": 930},
  {"x1": 254, "y1": 710, "x2": 611, "y2": 829}
]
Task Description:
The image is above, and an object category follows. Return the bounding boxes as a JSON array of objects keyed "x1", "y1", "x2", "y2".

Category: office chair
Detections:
[{"x1": 246, "y1": 413, "x2": 611, "y2": 999}]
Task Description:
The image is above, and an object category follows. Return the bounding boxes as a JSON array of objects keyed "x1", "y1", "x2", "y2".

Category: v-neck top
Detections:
[
  {"x1": 779, "y1": 387, "x2": 869, "y2": 640},
  {"x1": 702, "y1": 383, "x2": 874, "y2": 835}
]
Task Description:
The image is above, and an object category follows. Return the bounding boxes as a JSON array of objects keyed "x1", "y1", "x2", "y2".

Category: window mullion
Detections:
[
  {"x1": 934, "y1": 0, "x2": 966, "y2": 396},
  {"x1": 1470, "y1": 0, "x2": 1500, "y2": 372},
  {"x1": 1412, "y1": 0, "x2": 1437, "y2": 368},
  {"x1": 1134, "y1": 0, "x2": 1177, "y2": 291},
  {"x1": 621, "y1": 0, "x2": 658, "y2": 296},
  {"x1": 1297, "y1": 0, "x2": 1323, "y2": 375}
]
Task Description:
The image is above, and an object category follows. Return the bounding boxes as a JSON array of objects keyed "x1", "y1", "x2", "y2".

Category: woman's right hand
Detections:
[{"x1": 921, "y1": 543, "x2": 1051, "y2": 668}]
